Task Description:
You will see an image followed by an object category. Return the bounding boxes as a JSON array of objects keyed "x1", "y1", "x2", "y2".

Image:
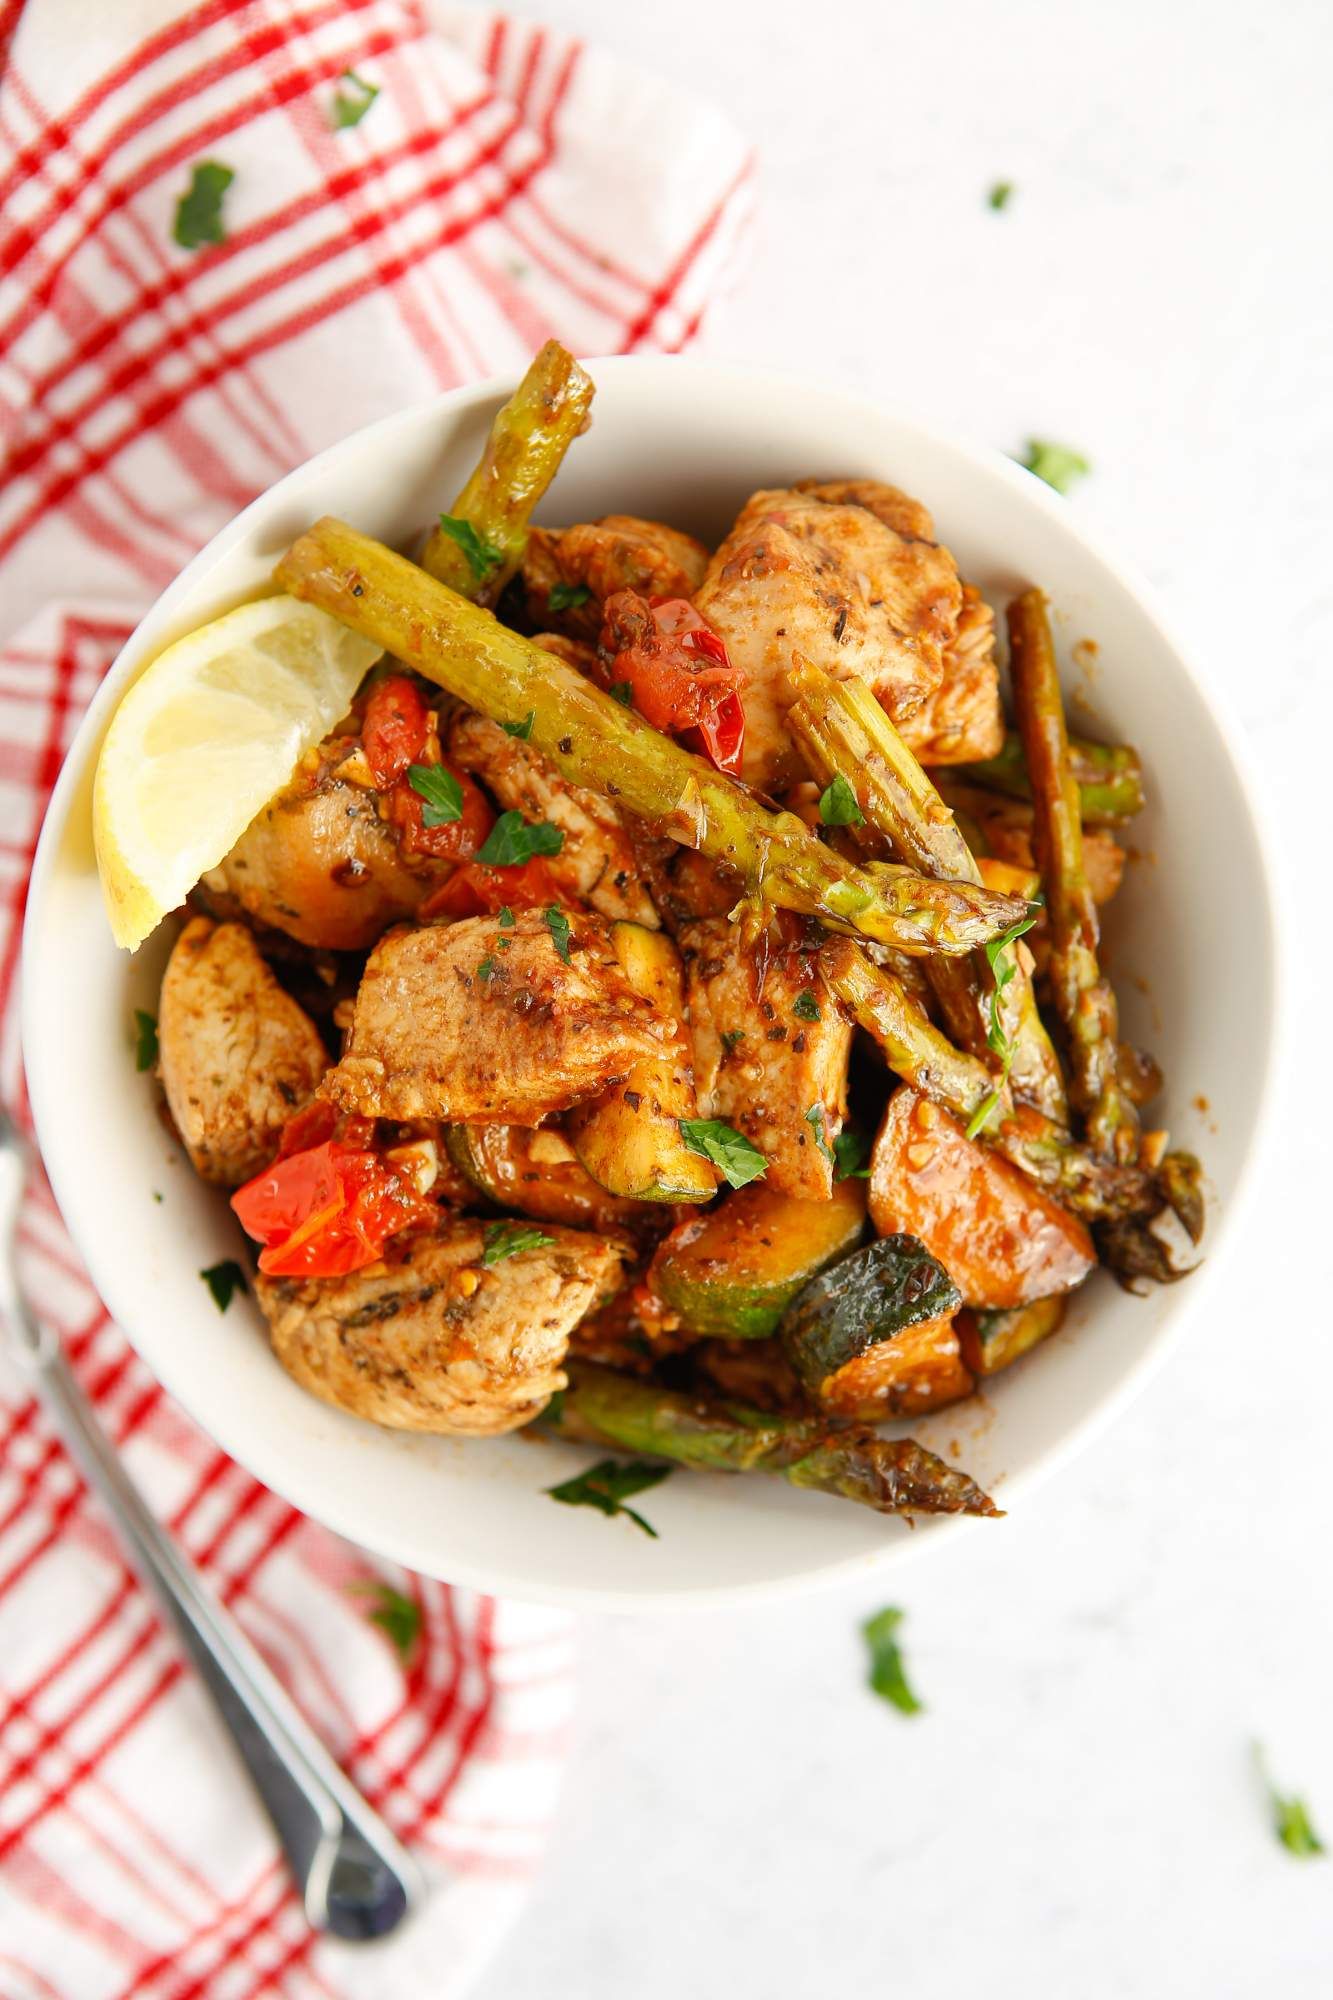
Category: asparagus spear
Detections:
[
  {"x1": 820, "y1": 937, "x2": 1156, "y2": 1225},
  {"x1": 955, "y1": 728, "x2": 1145, "y2": 824},
  {"x1": 276, "y1": 519, "x2": 1031, "y2": 955},
  {"x1": 543, "y1": 1364, "x2": 999, "y2": 1518},
  {"x1": 419, "y1": 341, "x2": 594, "y2": 606},
  {"x1": 787, "y1": 660, "x2": 1067, "y2": 1125},
  {"x1": 1007, "y1": 589, "x2": 1136, "y2": 1162}
]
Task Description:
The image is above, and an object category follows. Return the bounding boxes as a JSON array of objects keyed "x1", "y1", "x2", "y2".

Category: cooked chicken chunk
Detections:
[
  {"x1": 682, "y1": 919, "x2": 852, "y2": 1199},
  {"x1": 524, "y1": 515, "x2": 709, "y2": 636},
  {"x1": 791, "y1": 476, "x2": 937, "y2": 541},
  {"x1": 449, "y1": 711, "x2": 657, "y2": 926},
  {"x1": 206, "y1": 749, "x2": 449, "y2": 952},
  {"x1": 158, "y1": 917, "x2": 328, "y2": 1186},
  {"x1": 327, "y1": 909, "x2": 679, "y2": 1124},
  {"x1": 694, "y1": 487, "x2": 962, "y2": 791},
  {"x1": 256, "y1": 1219, "x2": 631, "y2": 1436},
  {"x1": 899, "y1": 585, "x2": 1005, "y2": 765}
]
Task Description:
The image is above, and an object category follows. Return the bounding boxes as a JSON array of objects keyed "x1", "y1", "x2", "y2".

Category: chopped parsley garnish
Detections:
[
  {"x1": 482, "y1": 1221, "x2": 556, "y2": 1267},
  {"x1": 863, "y1": 1606, "x2": 922, "y2": 1715},
  {"x1": 792, "y1": 988, "x2": 820, "y2": 1022},
  {"x1": 502, "y1": 710, "x2": 535, "y2": 740},
  {"x1": 435, "y1": 513, "x2": 503, "y2": 580},
  {"x1": 608, "y1": 681, "x2": 633, "y2": 707},
  {"x1": 475, "y1": 810, "x2": 564, "y2": 866},
  {"x1": 833, "y1": 1128, "x2": 872, "y2": 1180},
  {"x1": 679, "y1": 1119, "x2": 766, "y2": 1189},
  {"x1": 200, "y1": 1259, "x2": 246, "y2": 1313},
  {"x1": 1253, "y1": 1743, "x2": 1326, "y2": 1858},
  {"x1": 965, "y1": 905, "x2": 1041, "y2": 1138},
  {"x1": 987, "y1": 180, "x2": 1014, "y2": 210},
  {"x1": 133, "y1": 1009, "x2": 159, "y2": 1072},
  {"x1": 477, "y1": 956, "x2": 497, "y2": 983},
  {"x1": 1022, "y1": 440, "x2": 1090, "y2": 495},
  {"x1": 351, "y1": 1581, "x2": 420, "y2": 1663},
  {"x1": 331, "y1": 69, "x2": 380, "y2": 129},
  {"x1": 720, "y1": 1028, "x2": 746, "y2": 1052},
  {"x1": 547, "y1": 1458, "x2": 671, "y2": 1538},
  {"x1": 408, "y1": 762, "x2": 463, "y2": 826},
  {"x1": 818, "y1": 772, "x2": 865, "y2": 827},
  {"x1": 542, "y1": 1387, "x2": 566, "y2": 1426},
  {"x1": 548, "y1": 582, "x2": 592, "y2": 613},
  {"x1": 804, "y1": 1104, "x2": 834, "y2": 1164},
  {"x1": 544, "y1": 906, "x2": 573, "y2": 963},
  {"x1": 498, "y1": 905, "x2": 515, "y2": 927},
  {"x1": 173, "y1": 161, "x2": 234, "y2": 250}
]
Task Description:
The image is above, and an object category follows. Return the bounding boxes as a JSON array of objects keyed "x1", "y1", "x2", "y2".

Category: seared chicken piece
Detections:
[
  {"x1": 791, "y1": 476, "x2": 938, "y2": 541},
  {"x1": 327, "y1": 909, "x2": 679, "y2": 1125},
  {"x1": 449, "y1": 711, "x2": 657, "y2": 926},
  {"x1": 793, "y1": 484, "x2": 1003, "y2": 765},
  {"x1": 524, "y1": 515, "x2": 709, "y2": 636},
  {"x1": 206, "y1": 747, "x2": 449, "y2": 952},
  {"x1": 682, "y1": 919, "x2": 852, "y2": 1199},
  {"x1": 256, "y1": 1219, "x2": 631, "y2": 1437},
  {"x1": 693, "y1": 487, "x2": 962, "y2": 791},
  {"x1": 158, "y1": 917, "x2": 328, "y2": 1186},
  {"x1": 899, "y1": 585, "x2": 1005, "y2": 766}
]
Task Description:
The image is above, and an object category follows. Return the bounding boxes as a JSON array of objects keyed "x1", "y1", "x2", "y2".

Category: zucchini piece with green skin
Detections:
[
  {"x1": 650, "y1": 1180, "x2": 867, "y2": 1340},
  {"x1": 443, "y1": 1124, "x2": 645, "y2": 1234},
  {"x1": 780, "y1": 1235, "x2": 966, "y2": 1421},
  {"x1": 956, "y1": 1294, "x2": 1067, "y2": 1376},
  {"x1": 566, "y1": 923, "x2": 716, "y2": 1202}
]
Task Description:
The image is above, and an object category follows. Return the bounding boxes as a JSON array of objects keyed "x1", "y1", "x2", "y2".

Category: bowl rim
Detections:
[{"x1": 21, "y1": 355, "x2": 1287, "y2": 1610}]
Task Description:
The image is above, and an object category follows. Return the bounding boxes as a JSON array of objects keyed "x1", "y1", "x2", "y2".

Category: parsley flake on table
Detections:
[
  {"x1": 832, "y1": 1127, "x2": 871, "y2": 1180},
  {"x1": 792, "y1": 988, "x2": 821, "y2": 1022},
  {"x1": 476, "y1": 810, "x2": 564, "y2": 867},
  {"x1": 502, "y1": 710, "x2": 535, "y2": 740},
  {"x1": 987, "y1": 179, "x2": 1014, "y2": 211},
  {"x1": 408, "y1": 762, "x2": 463, "y2": 826},
  {"x1": 351, "y1": 1581, "x2": 420, "y2": 1663},
  {"x1": 331, "y1": 69, "x2": 380, "y2": 129},
  {"x1": 1253, "y1": 1743, "x2": 1326, "y2": 1858},
  {"x1": 173, "y1": 161, "x2": 234, "y2": 250},
  {"x1": 1021, "y1": 439, "x2": 1091, "y2": 495},
  {"x1": 804, "y1": 1103, "x2": 835, "y2": 1164},
  {"x1": 862, "y1": 1606, "x2": 923, "y2": 1716},
  {"x1": 544, "y1": 906, "x2": 573, "y2": 963},
  {"x1": 200, "y1": 1259, "x2": 246, "y2": 1313},
  {"x1": 546, "y1": 1458, "x2": 672, "y2": 1538},
  {"x1": 133, "y1": 1009, "x2": 159, "y2": 1072},
  {"x1": 482, "y1": 1221, "x2": 555, "y2": 1267},
  {"x1": 678, "y1": 1119, "x2": 766, "y2": 1189},
  {"x1": 818, "y1": 772, "x2": 865, "y2": 827},
  {"x1": 435, "y1": 513, "x2": 503, "y2": 581},
  {"x1": 548, "y1": 582, "x2": 592, "y2": 613}
]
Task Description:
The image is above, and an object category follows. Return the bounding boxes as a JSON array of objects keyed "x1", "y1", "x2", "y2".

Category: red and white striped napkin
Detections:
[{"x1": 0, "y1": 5, "x2": 752, "y2": 1993}]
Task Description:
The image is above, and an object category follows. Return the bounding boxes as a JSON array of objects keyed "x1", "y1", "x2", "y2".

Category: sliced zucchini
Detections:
[
  {"x1": 650, "y1": 1179, "x2": 866, "y2": 1339},
  {"x1": 567, "y1": 923, "x2": 715, "y2": 1202},
  {"x1": 444, "y1": 1123, "x2": 643, "y2": 1233},
  {"x1": 780, "y1": 1234, "x2": 967, "y2": 1420},
  {"x1": 956, "y1": 1295, "x2": 1067, "y2": 1376}
]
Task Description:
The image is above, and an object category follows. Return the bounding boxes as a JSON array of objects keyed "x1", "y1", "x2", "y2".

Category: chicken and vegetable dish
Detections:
[{"x1": 107, "y1": 342, "x2": 1204, "y2": 1529}]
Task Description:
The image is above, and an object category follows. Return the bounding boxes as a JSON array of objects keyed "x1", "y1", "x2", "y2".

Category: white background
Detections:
[{"x1": 473, "y1": 3, "x2": 1333, "y2": 1996}]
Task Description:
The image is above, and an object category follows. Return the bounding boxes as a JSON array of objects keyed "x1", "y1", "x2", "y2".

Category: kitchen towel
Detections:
[{"x1": 0, "y1": 5, "x2": 752, "y2": 1994}]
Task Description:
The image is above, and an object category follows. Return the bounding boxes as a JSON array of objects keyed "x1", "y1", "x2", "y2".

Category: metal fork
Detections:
[{"x1": 0, "y1": 1111, "x2": 426, "y2": 1941}]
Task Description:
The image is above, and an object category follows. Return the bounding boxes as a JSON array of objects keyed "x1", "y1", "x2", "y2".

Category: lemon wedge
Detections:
[{"x1": 93, "y1": 595, "x2": 382, "y2": 949}]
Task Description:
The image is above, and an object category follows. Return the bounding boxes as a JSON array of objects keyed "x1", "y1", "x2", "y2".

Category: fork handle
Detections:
[{"x1": 4, "y1": 1288, "x2": 425, "y2": 1941}]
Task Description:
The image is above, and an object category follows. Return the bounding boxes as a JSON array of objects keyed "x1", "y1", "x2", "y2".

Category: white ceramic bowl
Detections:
[{"x1": 23, "y1": 359, "x2": 1279, "y2": 1609}]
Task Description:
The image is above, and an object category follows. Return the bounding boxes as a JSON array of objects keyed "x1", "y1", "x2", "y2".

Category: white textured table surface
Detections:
[{"x1": 476, "y1": 4, "x2": 1333, "y2": 1995}]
